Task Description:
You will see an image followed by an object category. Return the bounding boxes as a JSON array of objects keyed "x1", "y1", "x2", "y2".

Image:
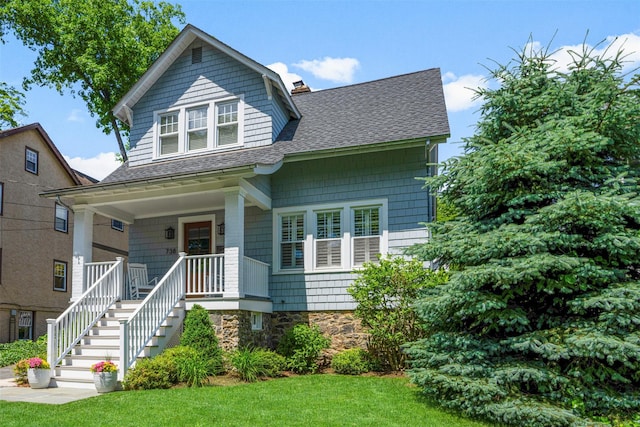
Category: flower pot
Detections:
[
  {"x1": 27, "y1": 368, "x2": 51, "y2": 389},
  {"x1": 93, "y1": 372, "x2": 118, "y2": 393}
]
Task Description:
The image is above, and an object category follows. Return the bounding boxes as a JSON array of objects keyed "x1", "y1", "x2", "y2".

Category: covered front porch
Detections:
[{"x1": 56, "y1": 172, "x2": 274, "y2": 312}]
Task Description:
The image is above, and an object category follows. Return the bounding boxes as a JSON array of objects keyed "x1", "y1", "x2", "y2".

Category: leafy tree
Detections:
[
  {"x1": 406, "y1": 41, "x2": 640, "y2": 426},
  {"x1": 0, "y1": 82, "x2": 26, "y2": 129},
  {"x1": 348, "y1": 256, "x2": 448, "y2": 371},
  {"x1": 435, "y1": 196, "x2": 459, "y2": 222},
  {"x1": 0, "y1": 0, "x2": 185, "y2": 161}
]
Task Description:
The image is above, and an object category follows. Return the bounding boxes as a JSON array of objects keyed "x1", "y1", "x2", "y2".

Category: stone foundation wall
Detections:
[
  {"x1": 209, "y1": 311, "x2": 273, "y2": 351},
  {"x1": 270, "y1": 311, "x2": 369, "y2": 355},
  {"x1": 200, "y1": 309, "x2": 368, "y2": 356}
]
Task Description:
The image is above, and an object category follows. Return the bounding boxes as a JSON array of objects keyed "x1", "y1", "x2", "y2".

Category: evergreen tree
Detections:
[{"x1": 406, "y1": 41, "x2": 640, "y2": 426}]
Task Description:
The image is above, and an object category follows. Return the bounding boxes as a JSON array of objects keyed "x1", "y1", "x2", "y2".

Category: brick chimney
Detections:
[{"x1": 291, "y1": 80, "x2": 311, "y2": 95}]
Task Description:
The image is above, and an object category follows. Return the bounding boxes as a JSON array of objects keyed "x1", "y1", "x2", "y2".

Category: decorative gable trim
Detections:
[{"x1": 113, "y1": 24, "x2": 301, "y2": 125}]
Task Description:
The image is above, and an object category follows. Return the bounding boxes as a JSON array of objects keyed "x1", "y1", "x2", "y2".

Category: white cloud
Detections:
[
  {"x1": 527, "y1": 33, "x2": 640, "y2": 73},
  {"x1": 67, "y1": 109, "x2": 85, "y2": 123},
  {"x1": 267, "y1": 62, "x2": 304, "y2": 92},
  {"x1": 293, "y1": 57, "x2": 360, "y2": 84},
  {"x1": 64, "y1": 152, "x2": 120, "y2": 181},
  {"x1": 442, "y1": 73, "x2": 488, "y2": 112}
]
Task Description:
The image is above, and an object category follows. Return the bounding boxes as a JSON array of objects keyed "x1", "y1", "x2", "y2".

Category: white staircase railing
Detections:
[
  {"x1": 243, "y1": 256, "x2": 269, "y2": 298},
  {"x1": 84, "y1": 261, "x2": 118, "y2": 293},
  {"x1": 47, "y1": 257, "x2": 124, "y2": 377},
  {"x1": 120, "y1": 253, "x2": 186, "y2": 380}
]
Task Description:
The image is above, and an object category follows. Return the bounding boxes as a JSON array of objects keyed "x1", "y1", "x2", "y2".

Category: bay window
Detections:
[{"x1": 154, "y1": 97, "x2": 243, "y2": 158}]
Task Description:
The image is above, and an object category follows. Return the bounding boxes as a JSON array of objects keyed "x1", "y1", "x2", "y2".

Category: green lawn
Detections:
[{"x1": 0, "y1": 375, "x2": 489, "y2": 426}]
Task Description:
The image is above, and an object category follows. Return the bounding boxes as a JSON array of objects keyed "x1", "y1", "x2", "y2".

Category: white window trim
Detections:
[
  {"x1": 273, "y1": 199, "x2": 388, "y2": 274},
  {"x1": 153, "y1": 95, "x2": 244, "y2": 160}
]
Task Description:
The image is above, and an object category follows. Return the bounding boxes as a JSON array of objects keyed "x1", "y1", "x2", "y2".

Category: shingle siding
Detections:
[
  {"x1": 127, "y1": 43, "x2": 283, "y2": 167},
  {"x1": 269, "y1": 146, "x2": 431, "y2": 311}
]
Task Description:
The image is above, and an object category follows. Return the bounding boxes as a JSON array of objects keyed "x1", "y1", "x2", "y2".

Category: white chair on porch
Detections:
[{"x1": 128, "y1": 263, "x2": 158, "y2": 299}]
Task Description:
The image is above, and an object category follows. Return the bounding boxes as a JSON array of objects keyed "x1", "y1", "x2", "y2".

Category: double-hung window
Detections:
[
  {"x1": 53, "y1": 260, "x2": 67, "y2": 291},
  {"x1": 25, "y1": 147, "x2": 38, "y2": 174},
  {"x1": 353, "y1": 207, "x2": 381, "y2": 265},
  {"x1": 280, "y1": 213, "x2": 305, "y2": 270},
  {"x1": 155, "y1": 97, "x2": 243, "y2": 158},
  {"x1": 217, "y1": 101, "x2": 238, "y2": 146},
  {"x1": 315, "y1": 210, "x2": 342, "y2": 268},
  {"x1": 55, "y1": 203, "x2": 68, "y2": 233},
  {"x1": 274, "y1": 199, "x2": 387, "y2": 274},
  {"x1": 159, "y1": 112, "x2": 179, "y2": 155},
  {"x1": 187, "y1": 106, "x2": 208, "y2": 151}
]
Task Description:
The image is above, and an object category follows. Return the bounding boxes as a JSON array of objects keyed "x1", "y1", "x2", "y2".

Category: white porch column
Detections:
[
  {"x1": 224, "y1": 188, "x2": 246, "y2": 298},
  {"x1": 71, "y1": 206, "x2": 94, "y2": 301}
]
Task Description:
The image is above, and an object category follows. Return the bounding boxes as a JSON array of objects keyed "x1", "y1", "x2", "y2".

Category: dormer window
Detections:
[{"x1": 154, "y1": 97, "x2": 244, "y2": 158}]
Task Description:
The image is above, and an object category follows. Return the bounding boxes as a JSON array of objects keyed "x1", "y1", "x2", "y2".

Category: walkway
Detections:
[{"x1": 0, "y1": 365, "x2": 100, "y2": 404}]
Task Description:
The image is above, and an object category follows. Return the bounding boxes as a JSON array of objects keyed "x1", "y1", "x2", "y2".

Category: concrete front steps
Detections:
[{"x1": 52, "y1": 300, "x2": 185, "y2": 389}]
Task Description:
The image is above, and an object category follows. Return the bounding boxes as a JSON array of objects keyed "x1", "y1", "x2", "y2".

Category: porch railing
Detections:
[
  {"x1": 47, "y1": 257, "x2": 124, "y2": 376},
  {"x1": 185, "y1": 254, "x2": 225, "y2": 296},
  {"x1": 119, "y1": 253, "x2": 186, "y2": 380},
  {"x1": 84, "y1": 261, "x2": 118, "y2": 293},
  {"x1": 243, "y1": 256, "x2": 269, "y2": 298}
]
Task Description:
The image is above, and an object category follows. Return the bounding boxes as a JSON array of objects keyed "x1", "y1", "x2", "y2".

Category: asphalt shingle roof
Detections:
[{"x1": 101, "y1": 68, "x2": 449, "y2": 184}]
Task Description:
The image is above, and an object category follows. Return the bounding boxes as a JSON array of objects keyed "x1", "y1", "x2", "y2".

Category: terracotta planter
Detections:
[
  {"x1": 93, "y1": 372, "x2": 118, "y2": 393},
  {"x1": 27, "y1": 368, "x2": 51, "y2": 389}
]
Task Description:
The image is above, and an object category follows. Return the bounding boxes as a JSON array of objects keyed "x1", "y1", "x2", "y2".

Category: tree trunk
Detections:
[{"x1": 110, "y1": 117, "x2": 128, "y2": 163}]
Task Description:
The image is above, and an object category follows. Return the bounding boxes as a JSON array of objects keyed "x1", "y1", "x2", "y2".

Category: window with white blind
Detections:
[
  {"x1": 353, "y1": 207, "x2": 381, "y2": 265},
  {"x1": 154, "y1": 97, "x2": 243, "y2": 158},
  {"x1": 315, "y1": 210, "x2": 342, "y2": 268},
  {"x1": 280, "y1": 213, "x2": 305, "y2": 270},
  {"x1": 273, "y1": 199, "x2": 387, "y2": 274}
]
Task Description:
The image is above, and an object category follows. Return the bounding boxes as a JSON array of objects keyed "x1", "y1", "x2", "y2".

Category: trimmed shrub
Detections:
[
  {"x1": 277, "y1": 324, "x2": 330, "y2": 374},
  {"x1": 331, "y1": 348, "x2": 371, "y2": 375},
  {"x1": 255, "y1": 349, "x2": 287, "y2": 378},
  {"x1": 0, "y1": 335, "x2": 47, "y2": 367},
  {"x1": 122, "y1": 355, "x2": 177, "y2": 390},
  {"x1": 180, "y1": 304, "x2": 224, "y2": 374}
]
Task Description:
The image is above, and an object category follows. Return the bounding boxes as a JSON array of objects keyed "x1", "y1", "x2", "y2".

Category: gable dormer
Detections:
[{"x1": 113, "y1": 25, "x2": 300, "y2": 167}]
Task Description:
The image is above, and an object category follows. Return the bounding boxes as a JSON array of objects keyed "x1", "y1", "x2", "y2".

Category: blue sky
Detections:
[{"x1": 1, "y1": 0, "x2": 639, "y2": 179}]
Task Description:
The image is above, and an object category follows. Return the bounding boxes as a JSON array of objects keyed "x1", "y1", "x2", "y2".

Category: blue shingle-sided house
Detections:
[{"x1": 43, "y1": 24, "x2": 449, "y2": 386}]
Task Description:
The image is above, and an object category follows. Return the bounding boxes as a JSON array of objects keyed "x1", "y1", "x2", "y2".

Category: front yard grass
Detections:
[{"x1": 0, "y1": 374, "x2": 489, "y2": 426}]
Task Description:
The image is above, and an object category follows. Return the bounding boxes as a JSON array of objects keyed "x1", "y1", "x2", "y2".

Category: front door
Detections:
[
  {"x1": 184, "y1": 221, "x2": 212, "y2": 255},
  {"x1": 183, "y1": 221, "x2": 216, "y2": 295}
]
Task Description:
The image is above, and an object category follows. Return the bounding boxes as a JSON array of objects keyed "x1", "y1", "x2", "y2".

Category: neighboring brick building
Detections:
[{"x1": 0, "y1": 123, "x2": 128, "y2": 343}]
